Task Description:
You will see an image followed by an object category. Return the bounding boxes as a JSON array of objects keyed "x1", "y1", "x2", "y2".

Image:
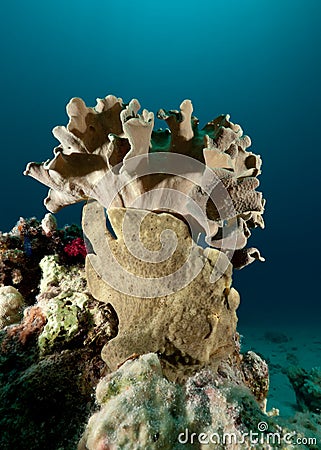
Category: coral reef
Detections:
[
  {"x1": 37, "y1": 255, "x2": 89, "y2": 353},
  {"x1": 287, "y1": 366, "x2": 321, "y2": 413},
  {"x1": 0, "y1": 215, "x2": 85, "y2": 304},
  {"x1": 0, "y1": 93, "x2": 317, "y2": 448},
  {"x1": 79, "y1": 354, "x2": 185, "y2": 450},
  {"x1": 216, "y1": 345, "x2": 270, "y2": 412},
  {"x1": 0, "y1": 219, "x2": 118, "y2": 450},
  {"x1": 0, "y1": 218, "x2": 318, "y2": 448},
  {"x1": 240, "y1": 351, "x2": 269, "y2": 408},
  {"x1": 78, "y1": 353, "x2": 254, "y2": 450},
  {"x1": 0, "y1": 286, "x2": 24, "y2": 328},
  {"x1": 41, "y1": 212, "x2": 57, "y2": 236},
  {"x1": 79, "y1": 353, "x2": 312, "y2": 450},
  {"x1": 38, "y1": 254, "x2": 86, "y2": 294},
  {"x1": 0, "y1": 341, "x2": 98, "y2": 450},
  {"x1": 24, "y1": 94, "x2": 267, "y2": 377},
  {"x1": 19, "y1": 94, "x2": 308, "y2": 448},
  {"x1": 34, "y1": 254, "x2": 117, "y2": 355}
]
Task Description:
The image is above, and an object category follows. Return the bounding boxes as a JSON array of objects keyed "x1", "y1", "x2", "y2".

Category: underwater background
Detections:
[{"x1": 1, "y1": 0, "x2": 320, "y2": 332}]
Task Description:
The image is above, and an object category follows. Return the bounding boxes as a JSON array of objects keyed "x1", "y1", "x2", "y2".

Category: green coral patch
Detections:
[{"x1": 38, "y1": 291, "x2": 88, "y2": 353}]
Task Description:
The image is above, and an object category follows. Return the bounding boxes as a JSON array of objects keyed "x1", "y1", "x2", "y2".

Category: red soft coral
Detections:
[{"x1": 64, "y1": 238, "x2": 87, "y2": 258}]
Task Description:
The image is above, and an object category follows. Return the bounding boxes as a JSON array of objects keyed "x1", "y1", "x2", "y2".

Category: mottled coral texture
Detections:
[
  {"x1": 84, "y1": 204, "x2": 240, "y2": 378},
  {"x1": 78, "y1": 353, "x2": 285, "y2": 450},
  {"x1": 0, "y1": 286, "x2": 24, "y2": 328}
]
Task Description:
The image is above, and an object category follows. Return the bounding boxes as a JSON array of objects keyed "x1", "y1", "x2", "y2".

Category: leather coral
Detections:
[{"x1": 24, "y1": 94, "x2": 265, "y2": 268}]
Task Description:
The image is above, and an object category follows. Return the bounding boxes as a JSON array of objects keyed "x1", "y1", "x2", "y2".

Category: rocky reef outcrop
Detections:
[
  {"x1": 0, "y1": 217, "x2": 318, "y2": 449},
  {"x1": 0, "y1": 93, "x2": 314, "y2": 448}
]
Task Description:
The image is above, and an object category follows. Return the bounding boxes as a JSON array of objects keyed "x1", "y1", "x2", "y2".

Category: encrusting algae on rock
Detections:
[{"x1": 37, "y1": 255, "x2": 89, "y2": 353}]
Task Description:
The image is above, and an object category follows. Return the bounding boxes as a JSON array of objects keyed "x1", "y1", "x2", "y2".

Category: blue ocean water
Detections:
[{"x1": 0, "y1": 0, "x2": 320, "y2": 331}]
